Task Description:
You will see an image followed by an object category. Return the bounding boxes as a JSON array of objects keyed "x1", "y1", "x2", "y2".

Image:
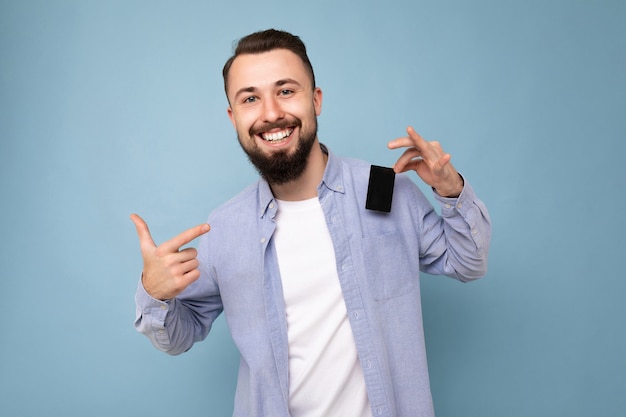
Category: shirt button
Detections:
[
  {"x1": 472, "y1": 228, "x2": 478, "y2": 235},
  {"x1": 365, "y1": 360, "x2": 372, "y2": 369},
  {"x1": 158, "y1": 329, "x2": 165, "y2": 334},
  {"x1": 445, "y1": 203, "x2": 451, "y2": 209},
  {"x1": 353, "y1": 312, "x2": 360, "y2": 319},
  {"x1": 260, "y1": 237, "x2": 266, "y2": 244},
  {"x1": 160, "y1": 304, "x2": 167, "y2": 310},
  {"x1": 457, "y1": 202, "x2": 463, "y2": 209},
  {"x1": 269, "y1": 203, "x2": 275, "y2": 209}
]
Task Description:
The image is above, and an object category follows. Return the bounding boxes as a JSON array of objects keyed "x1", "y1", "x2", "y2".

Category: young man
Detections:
[{"x1": 132, "y1": 29, "x2": 491, "y2": 417}]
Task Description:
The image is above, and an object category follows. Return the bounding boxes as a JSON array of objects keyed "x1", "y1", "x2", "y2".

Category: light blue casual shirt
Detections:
[{"x1": 135, "y1": 145, "x2": 491, "y2": 417}]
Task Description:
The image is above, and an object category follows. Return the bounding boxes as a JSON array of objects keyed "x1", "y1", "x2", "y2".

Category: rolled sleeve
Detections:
[
  {"x1": 435, "y1": 181, "x2": 490, "y2": 252},
  {"x1": 428, "y1": 179, "x2": 492, "y2": 280},
  {"x1": 134, "y1": 280, "x2": 173, "y2": 351}
]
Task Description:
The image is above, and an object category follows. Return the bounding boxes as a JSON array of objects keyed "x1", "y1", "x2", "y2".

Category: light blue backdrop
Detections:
[{"x1": 1, "y1": 0, "x2": 624, "y2": 416}]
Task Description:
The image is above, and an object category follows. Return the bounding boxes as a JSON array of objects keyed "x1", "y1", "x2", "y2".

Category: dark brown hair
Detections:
[{"x1": 222, "y1": 29, "x2": 316, "y2": 99}]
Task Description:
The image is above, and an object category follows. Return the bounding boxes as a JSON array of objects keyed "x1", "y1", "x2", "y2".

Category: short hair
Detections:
[{"x1": 222, "y1": 29, "x2": 316, "y2": 99}]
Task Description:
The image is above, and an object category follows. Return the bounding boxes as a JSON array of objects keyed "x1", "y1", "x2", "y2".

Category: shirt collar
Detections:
[{"x1": 318, "y1": 143, "x2": 346, "y2": 195}]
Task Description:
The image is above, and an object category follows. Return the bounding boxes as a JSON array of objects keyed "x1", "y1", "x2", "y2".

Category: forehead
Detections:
[{"x1": 227, "y1": 49, "x2": 312, "y2": 96}]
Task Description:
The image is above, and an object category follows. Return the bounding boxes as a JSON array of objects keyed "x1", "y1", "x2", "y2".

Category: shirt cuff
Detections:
[
  {"x1": 433, "y1": 178, "x2": 477, "y2": 218},
  {"x1": 135, "y1": 279, "x2": 170, "y2": 318}
]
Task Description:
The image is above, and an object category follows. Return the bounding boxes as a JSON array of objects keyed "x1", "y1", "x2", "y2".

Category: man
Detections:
[{"x1": 132, "y1": 29, "x2": 491, "y2": 417}]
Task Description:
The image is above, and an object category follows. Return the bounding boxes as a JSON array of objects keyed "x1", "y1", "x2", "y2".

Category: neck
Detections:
[{"x1": 270, "y1": 139, "x2": 327, "y2": 201}]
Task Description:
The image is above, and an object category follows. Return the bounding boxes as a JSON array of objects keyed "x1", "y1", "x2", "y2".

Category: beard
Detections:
[{"x1": 238, "y1": 116, "x2": 318, "y2": 185}]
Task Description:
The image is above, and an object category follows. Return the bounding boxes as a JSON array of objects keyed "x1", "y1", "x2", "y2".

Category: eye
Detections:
[
  {"x1": 279, "y1": 89, "x2": 294, "y2": 96},
  {"x1": 242, "y1": 96, "x2": 257, "y2": 104}
]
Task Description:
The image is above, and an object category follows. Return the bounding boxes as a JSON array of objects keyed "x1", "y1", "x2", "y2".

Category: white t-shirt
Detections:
[{"x1": 274, "y1": 197, "x2": 372, "y2": 417}]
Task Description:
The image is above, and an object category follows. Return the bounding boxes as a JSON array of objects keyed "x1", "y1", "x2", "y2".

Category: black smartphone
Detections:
[{"x1": 366, "y1": 165, "x2": 395, "y2": 212}]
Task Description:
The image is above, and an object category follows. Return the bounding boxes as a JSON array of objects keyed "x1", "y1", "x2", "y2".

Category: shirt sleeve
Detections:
[
  {"x1": 418, "y1": 178, "x2": 492, "y2": 281},
  {"x1": 134, "y1": 280, "x2": 173, "y2": 351},
  {"x1": 134, "y1": 268, "x2": 224, "y2": 355}
]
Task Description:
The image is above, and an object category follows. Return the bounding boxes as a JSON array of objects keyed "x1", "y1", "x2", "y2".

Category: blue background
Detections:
[{"x1": 1, "y1": 0, "x2": 625, "y2": 416}]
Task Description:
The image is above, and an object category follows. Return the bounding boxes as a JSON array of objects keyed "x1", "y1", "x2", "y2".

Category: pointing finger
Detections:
[{"x1": 160, "y1": 223, "x2": 211, "y2": 254}]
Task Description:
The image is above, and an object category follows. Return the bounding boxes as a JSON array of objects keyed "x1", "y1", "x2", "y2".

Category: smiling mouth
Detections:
[{"x1": 260, "y1": 128, "x2": 294, "y2": 143}]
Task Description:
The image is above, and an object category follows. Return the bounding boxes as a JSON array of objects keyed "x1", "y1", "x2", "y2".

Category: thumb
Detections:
[{"x1": 130, "y1": 213, "x2": 156, "y2": 252}]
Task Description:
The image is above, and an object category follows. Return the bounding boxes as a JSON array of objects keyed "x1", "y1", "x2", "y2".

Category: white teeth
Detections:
[{"x1": 262, "y1": 129, "x2": 293, "y2": 142}]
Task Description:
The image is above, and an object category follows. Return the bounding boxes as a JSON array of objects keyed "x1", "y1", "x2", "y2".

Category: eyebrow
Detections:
[
  {"x1": 276, "y1": 78, "x2": 302, "y2": 87},
  {"x1": 233, "y1": 78, "x2": 303, "y2": 100}
]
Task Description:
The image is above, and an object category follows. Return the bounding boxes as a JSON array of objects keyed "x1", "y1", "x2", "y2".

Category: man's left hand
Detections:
[{"x1": 388, "y1": 126, "x2": 464, "y2": 198}]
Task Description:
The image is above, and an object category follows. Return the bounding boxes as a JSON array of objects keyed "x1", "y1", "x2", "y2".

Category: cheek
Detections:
[
  {"x1": 231, "y1": 113, "x2": 254, "y2": 133},
  {"x1": 286, "y1": 101, "x2": 317, "y2": 121}
]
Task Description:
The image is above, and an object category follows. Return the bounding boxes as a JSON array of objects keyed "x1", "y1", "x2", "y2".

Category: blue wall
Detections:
[{"x1": 1, "y1": 1, "x2": 624, "y2": 416}]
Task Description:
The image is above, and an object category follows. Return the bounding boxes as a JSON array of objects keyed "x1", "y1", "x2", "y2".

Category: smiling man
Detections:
[
  {"x1": 132, "y1": 29, "x2": 492, "y2": 417},
  {"x1": 225, "y1": 45, "x2": 324, "y2": 198}
]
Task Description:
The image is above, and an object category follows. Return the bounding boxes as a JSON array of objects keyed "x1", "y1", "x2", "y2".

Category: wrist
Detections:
[{"x1": 435, "y1": 174, "x2": 464, "y2": 198}]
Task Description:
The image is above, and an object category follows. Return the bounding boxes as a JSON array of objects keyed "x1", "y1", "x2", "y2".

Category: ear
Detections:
[
  {"x1": 227, "y1": 106, "x2": 236, "y2": 128},
  {"x1": 313, "y1": 87, "x2": 323, "y2": 116}
]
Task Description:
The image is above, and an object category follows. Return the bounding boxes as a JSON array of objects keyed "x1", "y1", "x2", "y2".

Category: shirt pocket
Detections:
[{"x1": 361, "y1": 231, "x2": 418, "y2": 301}]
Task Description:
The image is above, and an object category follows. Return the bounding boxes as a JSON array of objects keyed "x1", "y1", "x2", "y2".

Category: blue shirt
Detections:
[{"x1": 135, "y1": 146, "x2": 491, "y2": 417}]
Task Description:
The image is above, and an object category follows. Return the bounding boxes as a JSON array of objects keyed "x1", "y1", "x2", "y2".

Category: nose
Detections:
[{"x1": 260, "y1": 96, "x2": 284, "y2": 122}]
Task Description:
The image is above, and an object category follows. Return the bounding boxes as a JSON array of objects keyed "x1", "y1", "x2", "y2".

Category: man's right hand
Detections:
[{"x1": 130, "y1": 214, "x2": 211, "y2": 301}]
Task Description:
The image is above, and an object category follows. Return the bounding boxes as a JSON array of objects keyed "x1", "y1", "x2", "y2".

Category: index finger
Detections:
[
  {"x1": 387, "y1": 126, "x2": 428, "y2": 151},
  {"x1": 160, "y1": 223, "x2": 211, "y2": 253}
]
